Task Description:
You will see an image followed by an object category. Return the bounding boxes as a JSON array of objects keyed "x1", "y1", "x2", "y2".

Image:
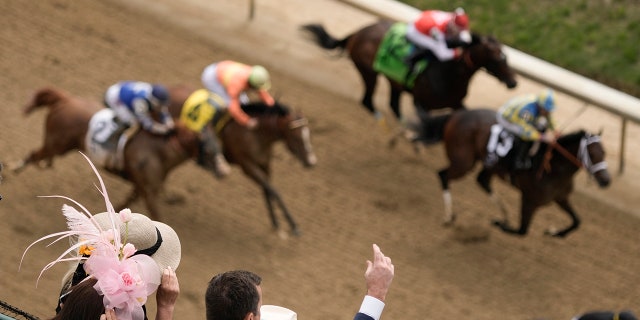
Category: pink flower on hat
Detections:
[
  {"x1": 119, "y1": 208, "x2": 132, "y2": 223},
  {"x1": 87, "y1": 253, "x2": 160, "y2": 320}
]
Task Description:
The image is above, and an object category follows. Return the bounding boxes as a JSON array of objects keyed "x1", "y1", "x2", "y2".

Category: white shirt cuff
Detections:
[{"x1": 358, "y1": 295, "x2": 385, "y2": 320}]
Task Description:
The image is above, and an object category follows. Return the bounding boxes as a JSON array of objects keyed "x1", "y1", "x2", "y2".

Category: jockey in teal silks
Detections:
[{"x1": 496, "y1": 88, "x2": 559, "y2": 170}]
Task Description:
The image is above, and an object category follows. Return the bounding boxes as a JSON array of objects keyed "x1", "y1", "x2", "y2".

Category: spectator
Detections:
[
  {"x1": 572, "y1": 311, "x2": 638, "y2": 320},
  {"x1": 204, "y1": 243, "x2": 394, "y2": 320},
  {"x1": 21, "y1": 154, "x2": 181, "y2": 320}
]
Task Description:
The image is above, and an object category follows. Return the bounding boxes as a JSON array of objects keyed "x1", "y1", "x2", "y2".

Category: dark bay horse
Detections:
[
  {"x1": 423, "y1": 108, "x2": 610, "y2": 237},
  {"x1": 9, "y1": 86, "x2": 221, "y2": 221},
  {"x1": 301, "y1": 21, "x2": 518, "y2": 120},
  {"x1": 167, "y1": 84, "x2": 317, "y2": 236}
]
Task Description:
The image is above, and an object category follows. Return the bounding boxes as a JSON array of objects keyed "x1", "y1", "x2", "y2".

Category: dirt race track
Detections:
[{"x1": 1, "y1": 1, "x2": 640, "y2": 320}]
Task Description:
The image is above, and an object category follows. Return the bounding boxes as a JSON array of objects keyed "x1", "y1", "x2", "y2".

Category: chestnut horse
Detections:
[
  {"x1": 167, "y1": 84, "x2": 317, "y2": 236},
  {"x1": 9, "y1": 86, "x2": 221, "y2": 221},
  {"x1": 421, "y1": 108, "x2": 610, "y2": 237},
  {"x1": 301, "y1": 21, "x2": 518, "y2": 120}
]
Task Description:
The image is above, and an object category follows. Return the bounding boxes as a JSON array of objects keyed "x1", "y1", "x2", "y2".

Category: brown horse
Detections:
[
  {"x1": 9, "y1": 86, "x2": 221, "y2": 221},
  {"x1": 167, "y1": 84, "x2": 317, "y2": 236},
  {"x1": 421, "y1": 108, "x2": 610, "y2": 237},
  {"x1": 301, "y1": 21, "x2": 518, "y2": 120}
]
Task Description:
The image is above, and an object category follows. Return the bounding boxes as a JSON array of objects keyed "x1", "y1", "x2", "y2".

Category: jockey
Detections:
[
  {"x1": 104, "y1": 81, "x2": 175, "y2": 135},
  {"x1": 201, "y1": 60, "x2": 275, "y2": 129},
  {"x1": 496, "y1": 88, "x2": 559, "y2": 170},
  {"x1": 404, "y1": 8, "x2": 471, "y2": 79},
  {"x1": 103, "y1": 81, "x2": 175, "y2": 169}
]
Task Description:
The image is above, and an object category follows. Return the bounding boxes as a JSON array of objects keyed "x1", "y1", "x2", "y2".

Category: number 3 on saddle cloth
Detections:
[
  {"x1": 485, "y1": 124, "x2": 515, "y2": 167},
  {"x1": 373, "y1": 22, "x2": 428, "y2": 89}
]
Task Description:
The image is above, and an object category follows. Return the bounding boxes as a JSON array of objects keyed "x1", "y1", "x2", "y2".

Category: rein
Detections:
[
  {"x1": 536, "y1": 134, "x2": 606, "y2": 178},
  {"x1": 462, "y1": 49, "x2": 475, "y2": 69}
]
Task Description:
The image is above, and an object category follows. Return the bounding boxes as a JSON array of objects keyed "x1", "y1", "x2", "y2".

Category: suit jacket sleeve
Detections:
[{"x1": 354, "y1": 312, "x2": 375, "y2": 320}]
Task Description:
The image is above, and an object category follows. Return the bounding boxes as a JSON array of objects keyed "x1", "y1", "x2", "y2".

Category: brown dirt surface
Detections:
[{"x1": 1, "y1": 1, "x2": 639, "y2": 320}]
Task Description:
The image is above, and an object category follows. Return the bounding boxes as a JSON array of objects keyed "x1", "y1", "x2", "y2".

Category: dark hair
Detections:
[
  {"x1": 50, "y1": 277, "x2": 104, "y2": 320},
  {"x1": 205, "y1": 270, "x2": 262, "y2": 320}
]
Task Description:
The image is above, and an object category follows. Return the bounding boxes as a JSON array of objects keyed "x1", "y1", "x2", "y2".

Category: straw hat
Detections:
[
  {"x1": 61, "y1": 212, "x2": 181, "y2": 288},
  {"x1": 260, "y1": 305, "x2": 297, "y2": 320}
]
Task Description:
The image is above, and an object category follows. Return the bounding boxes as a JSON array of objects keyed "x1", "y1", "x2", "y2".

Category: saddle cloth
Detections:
[
  {"x1": 373, "y1": 22, "x2": 427, "y2": 88},
  {"x1": 180, "y1": 89, "x2": 231, "y2": 134},
  {"x1": 485, "y1": 124, "x2": 515, "y2": 167},
  {"x1": 85, "y1": 108, "x2": 125, "y2": 169}
]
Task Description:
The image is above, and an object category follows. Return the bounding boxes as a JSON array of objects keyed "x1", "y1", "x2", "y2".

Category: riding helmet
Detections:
[
  {"x1": 248, "y1": 65, "x2": 271, "y2": 90},
  {"x1": 453, "y1": 8, "x2": 471, "y2": 43},
  {"x1": 150, "y1": 84, "x2": 170, "y2": 109},
  {"x1": 537, "y1": 88, "x2": 556, "y2": 112}
]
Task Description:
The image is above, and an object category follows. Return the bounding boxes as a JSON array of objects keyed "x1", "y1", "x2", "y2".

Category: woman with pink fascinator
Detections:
[{"x1": 21, "y1": 153, "x2": 181, "y2": 320}]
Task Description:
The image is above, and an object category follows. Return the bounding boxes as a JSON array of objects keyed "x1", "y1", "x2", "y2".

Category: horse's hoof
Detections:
[
  {"x1": 277, "y1": 229, "x2": 289, "y2": 240},
  {"x1": 442, "y1": 216, "x2": 456, "y2": 227}
]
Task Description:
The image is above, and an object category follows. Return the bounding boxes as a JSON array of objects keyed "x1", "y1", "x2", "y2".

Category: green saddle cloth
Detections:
[{"x1": 373, "y1": 22, "x2": 427, "y2": 88}]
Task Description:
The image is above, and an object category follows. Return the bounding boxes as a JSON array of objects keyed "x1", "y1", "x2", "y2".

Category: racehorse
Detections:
[
  {"x1": 423, "y1": 108, "x2": 610, "y2": 237},
  {"x1": 167, "y1": 84, "x2": 317, "y2": 236},
  {"x1": 9, "y1": 86, "x2": 221, "y2": 221},
  {"x1": 301, "y1": 21, "x2": 518, "y2": 120}
]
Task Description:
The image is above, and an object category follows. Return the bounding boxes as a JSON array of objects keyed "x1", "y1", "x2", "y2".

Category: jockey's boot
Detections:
[
  {"x1": 403, "y1": 48, "x2": 428, "y2": 85},
  {"x1": 111, "y1": 125, "x2": 138, "y2": 171},
  {"x1": 213, "y1": 153, "x2": 231, "y2": 178},
  {"x1": 513, "y1": 141, "x2": 532, "y2": 170}
]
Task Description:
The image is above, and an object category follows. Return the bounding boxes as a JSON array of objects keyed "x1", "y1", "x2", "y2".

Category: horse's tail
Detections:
[
  {"x1": 300, "y1": 24, "x2": 350, "y2": 51},
  {"x1": 23, "y1": 86, "x2": 69, "y2": 116}
]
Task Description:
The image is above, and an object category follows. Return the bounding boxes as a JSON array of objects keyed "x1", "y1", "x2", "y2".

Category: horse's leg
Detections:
[
  {"x1": 261, "y1": 187, "x2": 279, "y2": 230},
  {"x1": 493, "y1": 194, "x2": 533, "y2": 236},
  {"x1": 263, "y1": 185, "x2": 300, "y2": 237},
  {"x1": 438, "y1": 153, "x2": 476, "y2": 225},
  {"x1": 476, "y1": 168, "x2": 509, "y2": 221},
  {"x1": 388, "y1": 84, "x2": 403, "y2": 120},
  {"x1": 10, "y1": 148, "x2": 53, "y2": 173},
  {"x1": 545, "y1": 197, "x2": 580, "y2": 237},
  {"x1": 241, "y1": 164, "x2": 300, "y2": 237},
  {"x1": 437, "y1": 169, "x2": 454, "y2": 225},
  {"x1": 355, "y1": 65, "x2": 379, "y2": 116}
]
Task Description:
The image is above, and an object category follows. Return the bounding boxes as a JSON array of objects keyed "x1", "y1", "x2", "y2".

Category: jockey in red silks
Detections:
[
  {"x1": 404, "y1": 8, "x2": 472, "y2": 77},
  {"x1": 201, "y1": 60, "x2": 275, "y2": 130}
]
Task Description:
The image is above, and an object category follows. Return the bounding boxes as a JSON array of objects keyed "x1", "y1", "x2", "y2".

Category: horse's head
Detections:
[
  {"x1": 577, "y1": 132, "x2": 611, "y2": 187},
  {"x1": 274, "y1": 104, "x2": 317, "y2": 168},
  {"x1": 467, "y1": 34, "x2": 518, "y2": 89},
  {"x1": 556, "y1": 130, "x2": 611, "y2": 187}
]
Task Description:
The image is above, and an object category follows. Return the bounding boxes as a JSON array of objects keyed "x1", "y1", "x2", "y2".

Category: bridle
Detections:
[
  {"x1": 537, "y1": 133, "x2": 607, "y2": 178},
  {"x1": 577, "y1": 134, "x2": 608, "y2": 174}
]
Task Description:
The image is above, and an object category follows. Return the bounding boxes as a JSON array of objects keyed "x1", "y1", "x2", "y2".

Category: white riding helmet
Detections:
[{"x1": 248, "y1": 65, "x2": 271, "y2": 90}]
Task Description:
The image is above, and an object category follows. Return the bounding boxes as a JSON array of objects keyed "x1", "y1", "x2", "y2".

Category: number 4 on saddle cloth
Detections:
[
  {"x1": 373, "y1": 22, "x2": 428, "y2": 89},
  {"x1": 179, "y1": 89, "x2": 231, "y2": 133}
]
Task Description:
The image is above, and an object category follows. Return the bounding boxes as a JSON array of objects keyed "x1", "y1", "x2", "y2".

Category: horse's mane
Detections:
[
  {"x1": 531, "y1": 129, "x2": 587, "y2": 161},
  {"x1": 241, "y1": 101, "x2": 290, "y2": 117},
  {"x1": 557, "y1": 130, "x2": 587, "y2": 146}
]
